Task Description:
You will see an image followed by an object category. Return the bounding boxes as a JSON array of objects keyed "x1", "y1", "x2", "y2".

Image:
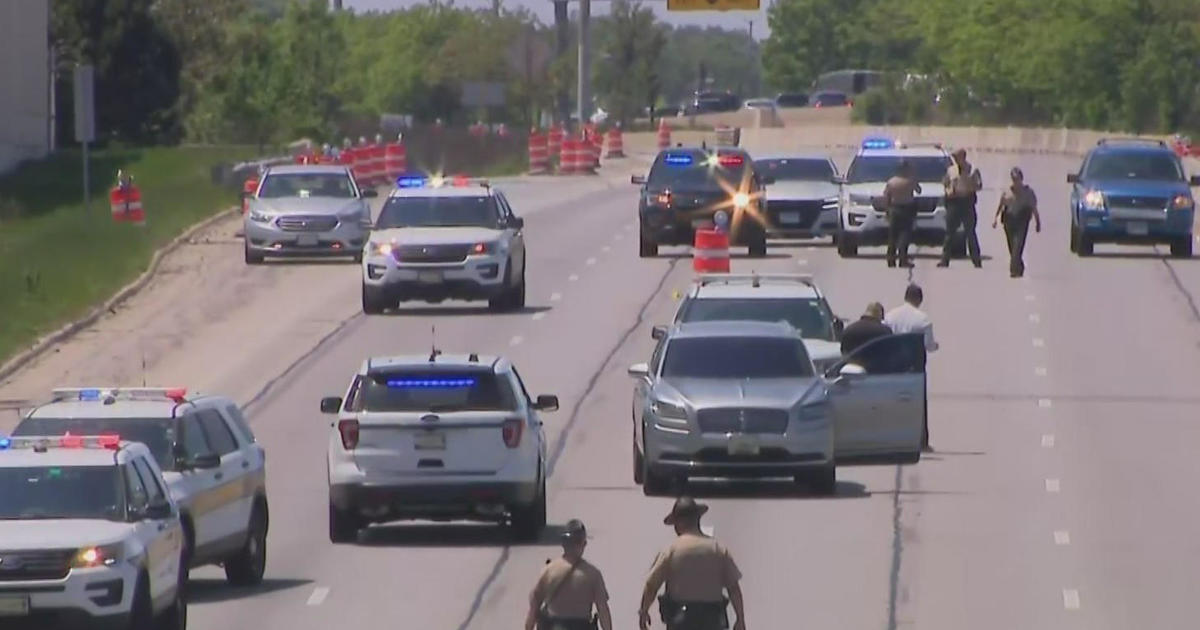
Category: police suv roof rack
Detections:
[
  {"x1": 1097, "y1": 137, "x2": 1167, "y2": 148},
  {"x1": 898, "y1": 142, "x2": 943, "y2": 150},
  {"x1": 695, "y1": 273, "x2": 816, "y2": 289},
  {"x1": 51, "y1": 387, "x2": 191, "y2": 405}
]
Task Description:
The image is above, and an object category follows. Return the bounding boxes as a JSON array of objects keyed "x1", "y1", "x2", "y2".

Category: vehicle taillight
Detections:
[
  {"x1": 717, "y1": 154, "x2": 744, "y2": 167},
  {"x1": 501, "y1": 419, "x2": 523, "y2": 448},
  {"x1": 337, "y1": 419, "x2": 360, "y2": 450},
  {"x1": 655, "y1": 191, "x2": 672, "y2": 206}
]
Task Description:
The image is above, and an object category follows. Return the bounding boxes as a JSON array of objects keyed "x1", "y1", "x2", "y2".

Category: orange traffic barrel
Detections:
[{"x1": 693, "y1": 228, "x2": 730, "y2": 273}]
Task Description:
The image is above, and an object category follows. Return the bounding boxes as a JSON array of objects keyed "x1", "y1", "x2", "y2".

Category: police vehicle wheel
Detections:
[
  {"x1": 244, "y1": 243, "x2": 264, "y2": 265},
  {"x1": 509, "y1": 264, "x2": 527, "y2": 309},
  {"x1": 1074, "y1": 230, "x2": 1094, "y2": 256},
  {"x1": 155, "y1": 589, "x2": 187, "y2": 630},
  {"x1": 1170, "y1": 236, "x2": 1192, "y2": 258},
  {"x1": 641, "y1": 462, "x2": 672, "y2": 497},
  {"x1": 632, "y1": 441, "x2": 644, "y2": 485},
  {"x1": 1069, "y1": 225, "x2": 1079, "y2": 253},
  {"x1": 128, "y1": 573, "x2": 154, "y2": 630},
  {"x1": 639, "y1": 238, "x2": 658, "y2": 258},
  {"x1": 747, "y1": 236, "x2": 767, "y2": 258},
  {"x1": 329, "y1": 502, "x2": 361, "y2": 544},
  {"x1": 802, "y1": 466, "x2": 837, "y2": 496},
  {"x1": 361, "y1": 285, "x2": 386, "y2": 315},
  {"x1": 510, "y1": 476, "x2": 547, "y2": 541},
  {"x1": 224, "y1": 505, "x2": 267, "y2": 586},
  {"x1": 836, "y1": 235, "x2": 858, "y2": 257}
]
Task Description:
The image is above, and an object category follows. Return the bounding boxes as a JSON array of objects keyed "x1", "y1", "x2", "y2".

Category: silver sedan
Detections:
[{"x1": 243, "y1": 165, "x2": 377, "y2": 264}]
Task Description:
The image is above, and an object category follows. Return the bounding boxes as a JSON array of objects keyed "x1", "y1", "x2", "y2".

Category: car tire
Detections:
[
  {"x1": 638, "y1": 225, "x2": 658, "y2": 258},
  {"x1": 747, "y1": 233, "x2": 767, "y2": 258},
  {"x1": 155, "y1": 586, "x2": 187, "y2": 630},
  {"x1": 1074, "y1": 229, "x2": 1094, "y2": 256},
  {"x1": 244, "y1": 242, "x2": 264, "y2": 265},
  {"x1": 224, "y1": 503, "x2": 267, "y2": 587},
  {"x1": 509, "y1": 474, "x2": 547, "y2": 542},
  {"x1": 1170, "y1": 236, "x2": 1193, "y2": 258},
  {"x1": 802, "y1": 466, "x2": 837, "y2": 496},
  {"x1": 128, "y1": 574, "x2": 154, "y2": 630},
  {"x1": 328, "y1": 502, "x2": 361, "y2": 544},
  {"x1": 641, "y1": 460, "x2": 671, "y2": 497},
  {"x1": 632, "y1": 440, "x2": 644, "y2": 485},
  {"x1": 1069, "y1": 224, "x2": 1079, "y2": 253},
  {"x1": 509, "y1": 263, "x2": 527, "y2": 310},
  {"x1": 836, "y1": 232, "x2": 858, "y2": 257},
  {"x1": 362, "y1": 284, "x2": 386, "y2": 315},
  {"x1": 489, "y1": 259, "x2": 520, "y2": 311}
]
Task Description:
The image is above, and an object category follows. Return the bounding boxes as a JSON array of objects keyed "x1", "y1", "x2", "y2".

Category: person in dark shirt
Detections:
[{"x1": 839, "y1": 302, "x2": 892, "y2": 357}]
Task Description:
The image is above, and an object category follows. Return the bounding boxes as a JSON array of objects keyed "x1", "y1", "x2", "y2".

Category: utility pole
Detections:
[
  {"x1": 576, "y1": 0, "x2": 592, "y2": 126},
  {"x1": 331, "y1": 0, "x2": 343, "y2": 9},
  {"x1": 554, "y1": 0, "x2": 570, "y2": 123}
]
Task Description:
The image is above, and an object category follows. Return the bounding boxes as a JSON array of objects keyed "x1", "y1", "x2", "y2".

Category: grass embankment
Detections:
[{"x1": 0, "y1": 146, "x2": 258, "y2": 365}]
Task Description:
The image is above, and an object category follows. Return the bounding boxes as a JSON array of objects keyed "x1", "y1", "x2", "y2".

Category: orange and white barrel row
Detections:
[
  {"x1": 656, "y1": 118, "x2": 671, "y2": 151},
  {"x1": 109, "y1": 171, "x2": 145, "y2": 225},
  {"x1": 692, "y1": 229, "x2": 730, "y2": 273},
  {"x1": 548, "y1": 124, "x2": 564, "y2": 158},
  {"x1": 528, "y1": 129, "x2": 550, "y2": 174},
  {"x1": 605, "y1": 124, "x2": 625, "y2": 158}
]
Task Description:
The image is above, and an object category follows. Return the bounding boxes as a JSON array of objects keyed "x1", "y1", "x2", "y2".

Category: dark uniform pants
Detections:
[
  {"x1": 941, "y1": 196, "x2": 982, "y2": 265},
  {"x1": 541, "y1": 617, "x2": 597, "y2": 630},
  {"x1": 887, "y1": 204, "x2": 917, "y2": 267},
  {"x1": 662, "y1": 599, "x2": 729, "y2": 630},
  {"x1": 1003, "y1": 213, "x2": 1031, "y2": 276}
]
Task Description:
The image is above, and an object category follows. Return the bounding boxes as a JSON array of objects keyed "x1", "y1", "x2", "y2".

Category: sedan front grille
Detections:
[
  {"x1": 0, "y1": 549, "x2": 75, "y2": 582},
  {"x1": 394, "y1": 244, "x2": 471, "y2": 263},
  {"x1": 696, "y1": 408, "x2": 789, "y2": 434},
  {"x1": 768, "y1": 200, "x2": 826, "y2": 229},
  {"x1": 276, "y1": 215, "x2": 339, "y2": 232}
]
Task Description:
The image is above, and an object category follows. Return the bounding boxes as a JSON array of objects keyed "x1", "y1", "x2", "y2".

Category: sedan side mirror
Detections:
[
  {"x1": 650, "y1": 325, "x2": 667, "y2": 340},
  {"x1": 533, "y1": 394, "x2": 559, "y2": 412},
  {"x1": 143, "y1": 499, "x2": 173, "y2": 520},
  {"x1": 837, "y1": 363, "x2": 867, "y2": 377},
  {"x1": 360, "y1": 188, "x2": 378, "y2": 198},
  {"x1": 832, "y1": 318, "x2": 845, "y2": 337},
  {"x1": 1190, "y1": 175, "x2": 1200, "y2": 187},
  {"x1": 631, "y1": 175, "x2": 647, "y2": 185},
  {"x1": 188, "y1": 453, "x2": 221, "y2": 470},
  {"x1": 320, "y1": 396, "x2": 343, "y2": 414},
  {"x1": 510, "y1": 216, "x2": 525, "y2": 229},
  {"x1": 1066, "y1": 173, "x2": 1080, "y2": 184},
  {"x1": 628, "y1": 363, "x2": 650, "y2": 378}
]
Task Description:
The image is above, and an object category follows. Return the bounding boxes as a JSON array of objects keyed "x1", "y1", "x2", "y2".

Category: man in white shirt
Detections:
[{"x1": 885, "y1": 283, "x2": 936, "y2": 451}]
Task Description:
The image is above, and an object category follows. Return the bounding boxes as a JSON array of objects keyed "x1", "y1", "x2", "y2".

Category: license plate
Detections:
[
  {"x1": 691, "y1": 218, "x2": 713, "y2": 229},
  {"x1": 779, "y1": 211, "x2": 801, "y2": 224},
  {"x1": 414, "y1": 431, "x2": 445, "y2": 450},
  {"x1": 1126, "y1": 221, "x2": 1148, "y2": 236},
  {"x1": 296, "y1": 234, "x2": 318, "y2": 246},
  {"x1": 0, "y1": 596, "x2": 29, "y2": 617},
  {"x1": 727, "y1": 435, "x2": 760, "y2": 456},
  {"x1": 417, "y1": 271, "x2": 443, "y2": 284}
]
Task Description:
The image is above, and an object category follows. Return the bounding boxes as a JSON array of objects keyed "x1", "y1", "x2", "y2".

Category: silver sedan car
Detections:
[
  {"x1": 243, "y1": 164, "x2": 377, "y2": 264},
  {"x1": 628, "y1": 320, "x2": 926, "y2": 495}
]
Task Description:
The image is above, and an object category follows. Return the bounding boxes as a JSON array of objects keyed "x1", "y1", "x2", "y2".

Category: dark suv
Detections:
[
  {"x1": 1068, "y1": 138, "x2": 1200, "y2": 257},
  {"x1": 632, "y1": 147, "x2": 773, "y2": 258}
]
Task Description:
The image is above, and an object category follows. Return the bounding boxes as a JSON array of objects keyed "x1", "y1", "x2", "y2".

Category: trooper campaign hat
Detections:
[{"x1": 663, "y1": 496, "x2": 709, "y2": 525}]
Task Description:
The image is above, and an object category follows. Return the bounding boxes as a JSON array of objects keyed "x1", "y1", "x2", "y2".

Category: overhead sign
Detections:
[
  {"x1": 460, "y1": 82, "x2": 507, "y2": 108},
  {"x1": 73, "y1": 65, "x2": 96, "y2": 143},
  {"x1": 667, "y1": 0, "x2": 759, "y2": 10}
]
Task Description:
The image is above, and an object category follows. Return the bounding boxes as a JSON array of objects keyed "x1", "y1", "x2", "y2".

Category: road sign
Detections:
[
  {"x1": 73, "y1": 65, "x2": 95, "y2": 143},
  {"x1": 460, "y1": 82, "x2": 507, "y2": 108},
  {"x1": 667, "y1": 0, "x2": 759, "y2": 10},
  {"x1": 506, "y1": 29, "x2": 552, "y2": 81}
]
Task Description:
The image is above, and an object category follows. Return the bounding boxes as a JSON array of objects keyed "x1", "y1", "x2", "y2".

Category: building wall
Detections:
[{"x1": 0, "y1": 0, "x2": 50, "y2": 174}]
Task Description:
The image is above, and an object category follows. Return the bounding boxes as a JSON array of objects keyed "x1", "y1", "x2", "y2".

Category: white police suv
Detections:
[
  {"x1": 321, "y1": 350, "x2": 558, "y2": 542},
  {"x1": 0, "y1": 434, "x2": 186, "y2": 629},
  {"x1": 361, "y1": 175, "x2": 528, "y2": 314},
  {"x1": 836, "y1": 136, "x2": 958, "y2": 258},
  {"x1": 12, "y1": 388, "x2": 269, "y2": 588}
]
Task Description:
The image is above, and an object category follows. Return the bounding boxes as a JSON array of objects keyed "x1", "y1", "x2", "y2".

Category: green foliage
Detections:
[
  {"x1": 656, "y1": 26, "x2": 761, "y2": 102},
  {"x1": 595, "y1": 0, "x2": 667, "y2": 124}
]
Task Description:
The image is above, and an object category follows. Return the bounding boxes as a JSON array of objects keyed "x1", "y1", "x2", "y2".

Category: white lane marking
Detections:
[
  {"x1": 701, "y1": 524, "x2": 715, "y2": 537},
  {"x1": 1045, "y1": 478, "x2": 1061, "y2": 493},
  {"x1": 510, "y1": 335, "x2": 524, "y2": 346},
  {"x1": 1062, "y1": 589, "x2": 1080, "y2": 610},
  {"x1": 1038, "y1": 398, "x2": 1053, "y2": 408},
  {"x1": 1032, "y1": 338, "x2": 1045, "y2": 347},
  {"x1": 601, "y1": 246, "x2": 610, "y2": 253},
  {"x1": 307, "y1": 586, "x2": 330, "y2": 606},
  {"x1": 586, "y1": 257, "x2": 597, "y2": 265},
  {"x1": 1035, "y1": 366, "x2": 1048, "y2": 376},
  {"x1": 796, "y1": 258, "x2": 808, "y2": 266},
  {"x1": 568, "y1": 274, "x2": 579, "y2": 282},
  {"x1": 531, "y1": 312, "x2": 546, "y2": 321},
  {"x1": 1041, "y1": 434, "x2": 1055, "y2": 448},
  {"x1": 1054, "y1": 530, "x2": 1071, "y2": 545},
  {"x1": 1029, "y1": 313, "x2": 1041, "y2": 323},
  {"x1": 1025, "y1": 294, "x2": 1036, "y2": 301},
  {"x1": 550, "y1": 292, "x2": 563, "y2": 302}
]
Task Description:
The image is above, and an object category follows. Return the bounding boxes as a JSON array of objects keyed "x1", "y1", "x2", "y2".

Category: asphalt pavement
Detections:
[{"x1": 10, "y1": 150, "x2": 1200, "y2": 629}]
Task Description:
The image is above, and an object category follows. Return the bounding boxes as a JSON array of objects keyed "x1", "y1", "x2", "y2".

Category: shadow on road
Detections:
[
  {"x1": 382, "y1": 305, "x2": 553, "y2": 317},
  {"x1": 187, "y1": 577, "x2": 313, "y2": 604},
  {"x1": 663, "y1": 478, "x2": 870, "y2": 500},
  {"x1": 358, "y1": 521, "x2": 568, "y2": 548},
  {"x1": 651, "y1": 252, "x2": 793, "y2": 261}
]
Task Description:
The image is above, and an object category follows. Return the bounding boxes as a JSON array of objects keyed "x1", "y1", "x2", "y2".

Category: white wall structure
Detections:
[{"x1": 0, "y1": 0, "x2": 51, "y2": 174}]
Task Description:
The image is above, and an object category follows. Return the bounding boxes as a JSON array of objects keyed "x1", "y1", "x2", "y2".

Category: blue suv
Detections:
[{"x1": 1068, "y1": 138, "x2": 1200, "y2": 257}]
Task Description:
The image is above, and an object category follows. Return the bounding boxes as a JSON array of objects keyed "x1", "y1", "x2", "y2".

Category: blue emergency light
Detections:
[
  {"x1": 79, "y1": 389, "x2": 101, "y2": 401},
  {"x1": 862, "y1": 137, "x2": 894, "y2": 150},
  {"x1": 663, "y1": 153, "x2": 694, "y2": 166},
  {"x1": 396, "y1": 175, "x2": 427, "y2": 189},
  {"x1": 386, "y1": 378, "x2": 477, "y2": 388},
  {"x1": 0, "y1": 437, "x2": 10, "y2": 450}
]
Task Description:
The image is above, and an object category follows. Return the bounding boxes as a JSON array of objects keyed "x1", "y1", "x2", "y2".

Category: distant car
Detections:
[
  {"x1": 742, "y1": 98, "x2": 777, "y2": 111},
  {"x1": 243, "y1": 164, "x2": 377, "y2": 264},
  {"x1": 0, "y1": 434, "x2": 186, "y2": 629},
  {"x1": 1068, "y1": 138, "x2": 1200, "y2": 257},
  {"x1": 810, "y1": 91, "x2": 851, "y2": 108},
  {"x1": 753, "y1": 153, "x2": 841, "y2": 239},
  {"x1": 321, "y1": 352, "x2": 558, "y2": 542},
  {"x1": 361, "y1": 176, "x2": 527, "y2": 314},
  {"x1": 690, "y1": 91, "x2": 740, "y2": 114},
  {"x1": 660, "y1": 273, "x2": 846, "y2": 375},
  {"x1": 632, "y1": 147, "x2": 773, "y2": 258},
  {"x1": 774, "y1": 92, "x2": 809, "y2": 108},
  {"x1": 628, "y1": 320, "x2": 927, "y2": 495}
]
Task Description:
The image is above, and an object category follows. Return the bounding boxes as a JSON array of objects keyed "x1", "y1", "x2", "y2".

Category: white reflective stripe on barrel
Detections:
[{"x1": 693, "y1": 247, "x2": 730, "y2": 259}]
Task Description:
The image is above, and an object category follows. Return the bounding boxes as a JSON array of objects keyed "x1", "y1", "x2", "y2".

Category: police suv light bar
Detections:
[
  {"x1": 52, "y1": 387, "x2": 189, "y2": 403},
  {"x1": 0, "y1": 434, "x2": 124, "y2": 451},
  {"x1": 395, "y1": 174, "x2": 491, "y2": 189},
  {"x1": 696, "y1": 273, "x2": 816, "y2": 288},
  {"x1": 861, "y1": 137, "x2": 894, "y2": 150}
]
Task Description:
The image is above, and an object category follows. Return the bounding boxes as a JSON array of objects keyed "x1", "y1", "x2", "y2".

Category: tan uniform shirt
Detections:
[
  {"x1": 944, "y1": 161, "x2": 982, "y2": 198},
  {"x1": 533, "y1": 557, "x2": 609, "y2": 619},
  {"x1": 647, "y1": 533, "x2": 742, "y2": 603},
  {"x1": 884, "y1": 175, "x2": 922, "y2": 206},
  {"x1": 1000, "y1": 184, "x2": 1037, "y2": 220}
]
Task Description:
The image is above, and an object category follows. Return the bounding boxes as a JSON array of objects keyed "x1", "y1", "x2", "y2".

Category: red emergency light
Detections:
[{"x1": 717, "y1": 154, "x2": 744, "y2": 167}]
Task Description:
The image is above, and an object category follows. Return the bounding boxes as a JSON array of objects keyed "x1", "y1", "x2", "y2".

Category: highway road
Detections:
[{"x1": 6, "y1": 148, "x2": 1200, "y2": 629}]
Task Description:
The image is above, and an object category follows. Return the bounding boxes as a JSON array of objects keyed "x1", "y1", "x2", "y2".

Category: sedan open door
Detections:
[{"x1": 827, "y1": 332, "x2": 926, "y2": 465}]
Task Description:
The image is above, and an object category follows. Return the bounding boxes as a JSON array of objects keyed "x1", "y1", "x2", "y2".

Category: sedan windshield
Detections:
[
  {"x1": 360, "y1": 370, "x2": 517, "y2": 412},
  {"x1": 677, "y1": 298, "x2": 836, "y2": 341},
  {"x1": 1083, "y1": 152, "x2": 1184, "y2": 181},
  {"x1": 13, "y1": 417, "x2": 177, "y2": 472},
  {"x1": 259, "y1": 173, "x2": 357, "y2": 198},
  {"x1": 0, "y1": 466, "x2": 125, "y2": 521},
  {"x1": 662, "y1": 336, "x2": 813, "y2": 378},
  {"x1": 754, "y1": 158, "x2": 835, "y2": 182},
  {"x1": 376, "y1": 196, "x2": 500, "y2": 229},
  {"x1": 847, "y1": 156, "x2": 949, "y2": 184}
]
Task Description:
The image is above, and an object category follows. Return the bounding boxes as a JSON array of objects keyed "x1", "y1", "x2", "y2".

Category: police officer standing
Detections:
[
  {"x1": 992, "y1": 167, "x2": 1041, "y2": 278},
  {"x1": 526, "y1": 519, "x2": 613, "y2": 630},
  {"x1": 883, "y1": 160, "x2": 922, "y2": 268},
  {"x1": 638, "y1": 497, "x2": 745, "y2": 630},
  {"x1": 939, "y1": 148, "x2": 983, "y2": 268},
  {"x1": 840, "y1": 302, "x2": 892, "y2": 356}
]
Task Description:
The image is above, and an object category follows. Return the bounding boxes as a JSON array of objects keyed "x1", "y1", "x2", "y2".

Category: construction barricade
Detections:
[
  {"x1": 692, "y1": 228, "x2": 730, "y2": 273},
  {"x1": 349, "y1": 146, "x2": 370, "y2": 187},
  {"x1": 558, "y1": 136, "x2": 578, "y2": 175},
  {"x1": 528, "y1": 129, "x2": 550, "y2": 175},
  {"x1": 656, "y1": 118, "x2": 671, "y2": 151},
  {"x1": 587, "y1": 127, "x2": 603, "y2": 169},
  {"x1": 548, "y1": 124, "x2": 564, "y2": 159},
  {"x1": 605, "y1": 124, "x2": 625, "y2": 158},
  {"x1": 241, "y1": 177, "x2": 258, "y2": 215},
  {"x1": 109, "y1": 172, "x2": 145, "y2": 226},
  {"x1": 384, "y1": 138, "x2": 407, "y2": 182}
]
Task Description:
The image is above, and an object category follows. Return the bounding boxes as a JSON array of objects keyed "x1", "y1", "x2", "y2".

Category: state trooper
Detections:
[
  {"x1": 638, "y1": 497, "x2": 746, "y2": 630},
  {"x1": 883, "y1": 159, "x2": 922, "y2": 268},
  {"x1": 939, "y1": 148, "x2": 983, "y2": 267},
  {"x1": 525, "y1": 519, "x2": 613, "y2": 630}
]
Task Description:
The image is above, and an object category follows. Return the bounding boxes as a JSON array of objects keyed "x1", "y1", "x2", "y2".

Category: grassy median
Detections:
[{"x1": 0, "y1": 146, "x2": 259, "y2": 365}]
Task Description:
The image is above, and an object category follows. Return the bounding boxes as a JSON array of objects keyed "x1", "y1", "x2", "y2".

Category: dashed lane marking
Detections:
[
  {"x1": 510, "y1": 335, "x2": 524, "y2": 346},
  {"x1": 1062, "y1": 589, "x2": 1081, "y2": 610},
  {"x1": 1033, "y1": 338, "x2": 1045, "y2": 347},
  {"x1": 1029, "y1": 313, "x2": 1041, "y2": 323},
  {"x1": 586, "y1": 257, "x2": 597, "y2": 265},
  {"x1": 1045, "y1": 478, "x2": 1061, "y2": 493},
  {"x1": 568, "y1": 274, "x2": 579, "y2": 282},
  {"x1": 550, "y1": 292, "x2": 563, "y2": 302},
  {"x1": 796, "y1": 259, "x2": 808, "y2": 266},
  {"x1": 1035, "y1": 366, "x2": 1048, "y2": 376},
  {"x1": 1038, "y1": 398, "x2": 1053, "y2": 408},
  {"x1": 1042, "y1": 434, "x2": 1055, "y2": 448},
  {"x1": 701, "y1": 524, "x2": 715, "y2": 537},
  {"x1": 1054, "y1": 530, "x2": 1071, "y2": 545},
  {"x1": 307, "y1": 587, "x2": 330, "y2": 606},
  {"x1": 1025, "y1": 294, "x2": 1036, "y2": 301},
  {"x1": 601, "y1": 246, "x2": 610, "y2": 253},
  {"x1": 531, "y1": 312, "x2": 546, "y2": 321}
]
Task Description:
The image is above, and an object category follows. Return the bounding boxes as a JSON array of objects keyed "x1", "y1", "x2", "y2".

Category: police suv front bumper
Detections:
[
  {"x1": 244, "y1": 213, "x2": 368, "y2": 257},
  {"x1": 0, "y1": 562, "x2": 139, "y2": 630},
  {"x1": 361, "y1": 246, "x2": 510, "y2": 303},
  {"x1": 839, "y1": 202, "x2": 948, "y2": 246}
]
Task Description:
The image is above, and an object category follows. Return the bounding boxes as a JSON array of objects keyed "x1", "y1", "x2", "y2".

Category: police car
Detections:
[
  {"x1": 753, "y1": 153, "x2": 841, "y2": 240},
  {"x1": 658, "y1": 273, "x2": 846, "y2": 375},
  {"x1": 836, "y1": 137, "x2": 961, "y2": 258},
  {"x1": 0, "y1": 434, "x2": 186, "y2": 629},
  {"x1": 12, "y1": 388, "x2": 269, "y2": 589},
  {"x1": 361, "y1": 175, "x2": 527, "y2": 314},
  {"x1": 321, "y1": 350, "x2": 558, "y2": 543}
]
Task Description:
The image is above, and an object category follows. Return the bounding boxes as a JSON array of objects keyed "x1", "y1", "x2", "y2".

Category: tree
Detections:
[
  {"x1": 594, "y1": 0, "x2": 666, "y2": 125},
  {"x1": 761, "y1": 0, "x2": 867, "y2": 91}
]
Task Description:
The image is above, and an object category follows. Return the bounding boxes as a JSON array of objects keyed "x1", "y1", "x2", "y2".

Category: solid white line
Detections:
[
  {"x1": 1054, "y1": 530, "x2": 1071, "y2": 545},
  {"x1": 1032, "y1": 338, "x2": 1045, "y2": 347},
  {"x1": 307, "y1": 586, "x2": 330, "y2": 606},
  {"x1": 586, "y1": 257, "x2": 597, "y2": 265},
  {"x1": 1035, "y1": 366, "x2": 1048, "y2": 376},
  {"x1": 1038, "y1": 398, "x2": 1052, "y2": 408},
  {"x1": 510, "y1": 335, "x2": 524, "y2": 346},
  {"x1": 796, "y1": 258, "x2": 808, "y2": 266},
  {"x1": 1029, "y1": 313, "x2": 1041, "y2": 323},
  {"x1": 531, "y1": 312, "x2": 546, "y2": 321},
  {"x1": 568, "y1": 274, "x2": 579, "y2": 282},
  {"x1": 1041, "y1": 434, "x2": 1055, "y2": 448},
  {"x1": 701, "y1": 524, "x2": 715, "y2": 537},
  {"x1": 1062, "y1": 589, "x2": 1080, "y2": 610},
  {"x1": 1045, "y1": 478, "x2": 1061, "y2": 493},
  {"x1": 550, "y1": 292, "x2": 562, "y2": 302}
]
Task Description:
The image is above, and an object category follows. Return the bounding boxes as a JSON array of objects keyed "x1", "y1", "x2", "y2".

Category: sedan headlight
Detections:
[
  {"x1": 248, "y1": 209, "x2": 273, "y2": 223},
  {"x1": 1171, "y1": 194, "x2": 1194, "y2": 210},
  {"x1": 72, "y1": 543, "x2": 123, "y2": 568},
  {"x1": 368, "y1": 241, "x2": 394, "y2": 257},
  {"x1": 1082, "y1": 190, "x2": 1106, "y2": 211},
  {"x1": 651, "y1": 400, "x2": 687, "y2": 421}
]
